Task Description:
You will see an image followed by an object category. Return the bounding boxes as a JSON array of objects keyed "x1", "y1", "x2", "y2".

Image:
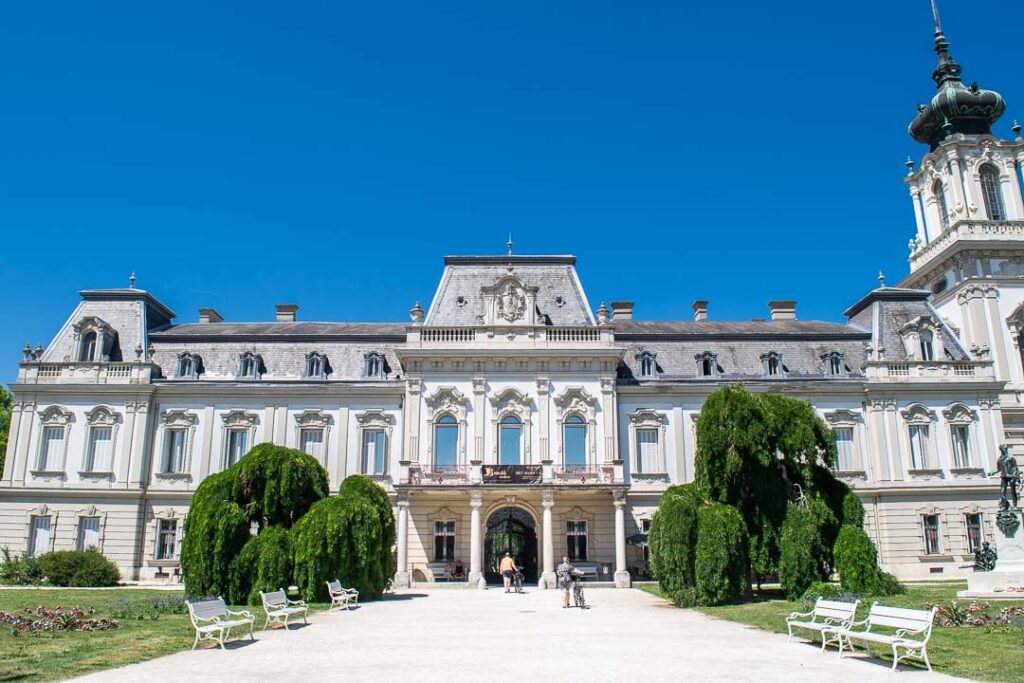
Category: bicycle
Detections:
[
  {"x1": 513, "y1": 570, "x2": 524, "y2": 594},
  {"x1": 572, "y1": 576, "x2": 587, "y2": 609}
]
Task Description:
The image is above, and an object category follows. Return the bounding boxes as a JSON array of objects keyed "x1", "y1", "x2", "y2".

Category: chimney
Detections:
[
  {"x1": 275, "y1": 304, "x2": 299, "y2": 322},
  {"x1": 198, "y1": 308, "x2": 224, "y2": 324},
  {"x1": 768, "y1": 300, "x2": 797, "y2": 321},
  {"x1": 610, "y1": 301, "x2": 634, "y2": 321},
  {"x1": 692, "y1": 300, "x2": 709, "y2": 322}
]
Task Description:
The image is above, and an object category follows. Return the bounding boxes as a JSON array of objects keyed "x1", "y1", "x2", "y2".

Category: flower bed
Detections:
[
  {"x1": 0, "y1": 605, "x2": 119, "y2": 633},
  {"x1": 925, "y1": 600, "x2": 1024, "y2": 627}
]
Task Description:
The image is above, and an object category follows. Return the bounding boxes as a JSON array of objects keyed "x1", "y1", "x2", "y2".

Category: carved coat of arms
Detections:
[{"x1": 497, "y1": 283, "x2": 526, "y2": 322}]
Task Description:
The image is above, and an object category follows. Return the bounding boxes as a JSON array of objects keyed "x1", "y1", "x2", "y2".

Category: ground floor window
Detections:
[
  {"x1": 566, "y1": 520, "x2": 588, "y2": 561},
  {"x1": 77, "y1": 517, "x2": 100, "y2": 551},
  {"x1": 156, "y1": 519, "x2": 178, "y2": 560},
  {"x1": 965, "y1": 513, "x2": 983, "y2": 554},
  {"x1": 28, "y1": 516, "x2": 51, "y2": 557},
  {"x1": 434, "y1": 520, "x2": 455, "y2": 562},
  {"x1": 923, "y1": 514, "x2": 942, "y2": 555}
]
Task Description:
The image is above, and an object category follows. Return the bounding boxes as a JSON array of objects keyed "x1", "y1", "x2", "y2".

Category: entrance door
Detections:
[{"x1": 483, "y1": 507, "x2": 538, "y2": 584}]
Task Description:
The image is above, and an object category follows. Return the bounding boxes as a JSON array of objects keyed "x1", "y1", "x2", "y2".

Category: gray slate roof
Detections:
[
  {"x1": 151, "y1": 322, "x2": 406, "y2": 340},
  {"x1": 614, "y1": 320, "x2": 868, "y2": 338}
]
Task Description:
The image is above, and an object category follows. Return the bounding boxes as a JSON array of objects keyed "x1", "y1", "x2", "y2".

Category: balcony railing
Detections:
[
  {"x1": 408, "y1": 463, "x2": 471, "y2": 485},
  {"x1": 552, "y1": 464, "x2": 616, "y2": 485},
  {"x1": 867, "y1": 361, "x2": 990, "y2": 381},
  {"x1": 909, "y1": 220, "x2": 1024, "y2": 271},
  {"x1": 407, "y1": 325, "x2": 615, "y2": 347},
  {"x1": 18, "y1": 361, "x2": 156, "y2": 385}
]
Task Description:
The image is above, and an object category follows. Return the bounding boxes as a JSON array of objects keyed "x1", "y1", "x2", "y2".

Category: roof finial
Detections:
[
  {"x1": 129, "y1": 272, "x2": 137, "y2": 289},
  {"x1": 930, "y1": 0, "x2": 952, "y2": 66},
  {"x1": 878, "y1": 270, "x2": 886, "y2": 288},
  {"x1": 507, "y1": 233, "x2": 513, "y2": 257}
]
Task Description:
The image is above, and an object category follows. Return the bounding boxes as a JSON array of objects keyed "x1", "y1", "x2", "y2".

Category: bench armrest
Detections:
[
  {"x1": 844, "y1": 617, "x2": 870, "y2": 630},
  {"x1": 787, "y1": 610, "x2": 813, "y2": 620},
  {"x1": 192, "y1": 614, "x2": 224, "y2": 625},
  {"x1": 226, "y1": 609, "x2": 254, "y2": 619},
  {"x1": 287, "y1": 599, "x2": 307, "y2": 607},
  {"x1": 893, "y1": 627, "x2": 924, "y2": 639}
]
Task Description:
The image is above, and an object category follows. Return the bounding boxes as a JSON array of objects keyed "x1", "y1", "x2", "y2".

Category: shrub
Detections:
[
  {"x1": 833, "y1": 526, "x2": 879, "y2": 593},
  {"x1": 670, "y1": 588, "x2": 699, "y2": 608},
  {"x1": 806, "y1": 494, "x2": 839, "y2": 574},
  {"x1": 36, "y1": 549, "x2": 120, "y2": 587},
  {"x1": 695, "y1": 503, "x2": 748, "y2": 606},
  {"x1": 800, "y1": 581, "x2": 861, "y2": 605},
  {"x1": 230, "y1": 526, "x2": 294, "y2": 605},
  {"x1": 233, "y1": 444, "x2": 329, "y2": 528},
  {"x1": 0, "y1": 547, "x2": 45, "y2": 585},
  {"x1": 842, "y1": 491, "x2": 865, "y2": 529},
  {"x1": 779, "y1": 503, "x2": 826, "y2": 600},
  {"x1": 292, "y1": 496, "x2": 349, "y2": 602},
  {"x1": 872, "y1": 571, "x2": 906, "y2": 596},
  {"x1": 649, "y1": 484, "x2": 702, "y2": 595}
]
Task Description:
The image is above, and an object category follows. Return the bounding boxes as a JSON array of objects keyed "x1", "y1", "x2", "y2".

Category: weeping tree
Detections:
[{"x1": 649, "y1": 484, "x2": 703, "y2": 606}]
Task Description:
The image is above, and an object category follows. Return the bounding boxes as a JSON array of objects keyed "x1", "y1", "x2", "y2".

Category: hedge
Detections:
[
  {"x1": 778, "y1": 503, "x2": 824, "y2": 600},
  {"x1": 649, "y1": 484, "x2": 702, "y2": 601},
  {"x1": 695, "y1": 503, "x2": 748, "y2": 606},
  {"x1": 36, "y1": 549, "x2": 120, "y2": 587}
]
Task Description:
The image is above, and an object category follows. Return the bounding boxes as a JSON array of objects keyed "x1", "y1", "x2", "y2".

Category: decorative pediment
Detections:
[
  {"x1": 38, "y1": 405, "x2": 72, "y2": 425},
  {"x1": 553, "y1": 387, "x2": 597, "y2": 421},
  {"x1": 942, "y1": 403, "x2": 976, "y2": 424},
  {"x1": 162, "y1": 409, "x2": 199, "y2": 427},
  {"x1": 823, "y1": 409, "x2": 860, "y2": 427},
  {"x1": 425, "y1": 386, "x2": 468, "y2": 421},
  {"x1": 72, "y1": 316, "x2": 110, "y2": 335},
  {"x1": 85, "y1": 405, "x2": 120, "y2": 426},
  {"x1": 480, "y1": 274, "x2": 539, "y2": 326},
  {"x1": 356, "y1": 409, "x2": 395, "y2": 429},
  {"x1": 221, "y1": 409, "x2": 258, "y2": 428},
  {"x1": 489, "y1": 387, "x2": 533, "y2": 420},
  {"x1": 1007, "y1": 302, "x2": 1024, "y2": 333},
  {"x1": 899, "y1": 315, "x2": 939, "y2": 336},
  {"x1": 628, "y1": 408, "x2": 665, "y2": 429},
  {"x1": 900, "y1": 403, "x2": 935, "y2": 425},
  {"x1": 295, "y1": 409, "x2": 332, "y2": 429}
]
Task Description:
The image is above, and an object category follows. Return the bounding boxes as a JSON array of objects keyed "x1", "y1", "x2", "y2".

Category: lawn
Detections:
[
  {"x1": 640, "y1": 582, "x2": 1024, "y2": 682},
  {"x1": 0, "y1": 589, "x2": 329, "y2": 683}
]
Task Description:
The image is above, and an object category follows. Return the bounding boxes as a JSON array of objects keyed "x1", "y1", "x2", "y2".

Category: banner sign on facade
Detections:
[{"x1": 481, "y1": 464, "x2": 543, "y2": 485}]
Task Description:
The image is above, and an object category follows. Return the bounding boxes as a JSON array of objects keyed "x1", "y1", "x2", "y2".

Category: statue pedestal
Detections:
[{"x1": 960, "y1": 508, "x2": 1024, "y2": 599}]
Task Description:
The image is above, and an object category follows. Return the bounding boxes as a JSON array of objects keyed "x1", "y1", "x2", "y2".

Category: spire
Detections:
[
  {"x1": 506, "y1": 233, "x2": 513, "y2": 257},
  {"x1": 928, "y1": 0, "x2": 959, "y2": 86}
]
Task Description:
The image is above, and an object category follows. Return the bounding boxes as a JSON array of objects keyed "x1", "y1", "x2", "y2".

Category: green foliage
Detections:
[
  {"x1": 292, "y1": 496, "x2": 349, "y2": 602},
  {"x1": 778, "y1": 503, "x2": 826, "y2": 599},
  {"x1": 872, "y1": 571, "x2": 906, "y2": 596},
  {"x1": 842, "y1": 491, "x2": 865, "y2": 529},
  {"x1": 649, "y1": 484, "x2": 703, "y2": 595},
  {"x1": 36, "y1": 549, "x2": 120, "y2": 587},
  {"x1": 181, "y1": 470, "x2": 246, "y2": 597},
  {"x1": 232, "y1": 444, "x2": 329, "y2": 528},
  {"x1": 669, "y1": 587, "x2": 699, "y2": 608},
  {"x1": 229, "y1": 526, "x2": 293, "y2": 605},
  {"x1": 0, "y1": 547, "x2": 45, "y2": 585},
  {"x1": 0, "y1": 385, "x2": 11, "y2": 475},
  {"x1": 695, "y1": 503, "x2": 749, "y2": 606},
  {"x1": 834, "y1": 526, "x2": 880, "y2": 593}
]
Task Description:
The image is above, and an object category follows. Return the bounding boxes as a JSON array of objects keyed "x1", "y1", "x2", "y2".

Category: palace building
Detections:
[{"x1": 2, "y1": 13, "x2": 1024, "y2": 587}]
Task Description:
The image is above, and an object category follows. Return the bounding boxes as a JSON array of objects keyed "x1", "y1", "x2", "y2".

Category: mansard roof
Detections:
[
  {"x1": 151, "y1": 322, "x2": 406, "y2": 341},
  {"x1": 613, "y1": 320, "x2": 868, "y2": 339}
]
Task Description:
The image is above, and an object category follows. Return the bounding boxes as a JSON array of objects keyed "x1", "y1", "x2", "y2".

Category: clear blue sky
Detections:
[{"x1": 1, "y1": 1, "x2": 1021, "y2": 381}]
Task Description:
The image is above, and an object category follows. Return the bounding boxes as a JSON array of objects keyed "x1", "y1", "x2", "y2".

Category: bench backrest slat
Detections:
[
  {"x1": 261, "y1": 589, "x2": 287, "y2": 606},
  {"x1": 867, "y1": 604, "x2": 934, "y2": 632},
  {"x1": 189, "y1": 598, "x2": 227, "y2": 621},
  {"x1": 327, "y1": 580, "x2": 342, "y2": 593},
  {"x1": 810, "y1": 598, "x2": 858, "y2": 620}
]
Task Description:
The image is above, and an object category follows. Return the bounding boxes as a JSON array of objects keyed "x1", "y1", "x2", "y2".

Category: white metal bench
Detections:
[
  {"x1": 427, "y1": 562, "x2": 453, "y2": 582},
  {"x1": 835, "y1": 602, "x2": 938, "y2": 671},
  {"x1": 326, "y1": 580, "x2": 359, "y2": 610},
  {"x1": 574, "y1": 563, "x2": 599, "y2": 580},
  {"x1": 786, "y1": 597, "x2": 859, "y2": 652},
  {"x1": 186, "y1": 597, "x2": 255, "y2": 650},
  {"x1": 259, "y1": 589, "x2": 309, "y2": 631}
]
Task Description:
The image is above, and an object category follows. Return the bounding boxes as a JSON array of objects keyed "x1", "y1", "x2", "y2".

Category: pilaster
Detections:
[
  {"x1": 127, "y1": 401, "x2": 151, "y2": 486},
  {"x1": 472, "y1": 377, "x2": 486, "y2": 463},
  {"x1": 405, "y1": 378, "x2": 422, "y2": 463}
]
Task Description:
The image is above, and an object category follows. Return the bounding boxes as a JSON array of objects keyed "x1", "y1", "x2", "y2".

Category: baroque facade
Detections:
[{"x1": 2, "y1": 14, "x2": 1024, "y2": 586}]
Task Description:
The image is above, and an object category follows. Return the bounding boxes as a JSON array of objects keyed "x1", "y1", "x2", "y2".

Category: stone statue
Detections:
[
  {"x1": 991, "y1": 444, "x2": 1021, "y2": 509},
  {"x1": 973, "y1": 541, "x2": 998, "y2": 572}
]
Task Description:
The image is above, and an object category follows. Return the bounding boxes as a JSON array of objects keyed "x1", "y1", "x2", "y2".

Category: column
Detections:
[
  {"x1": 469, "y1": 491, "x2": 484, "y2": 588},
  {"x1": 983, "y1": 287, "x2": 1010, "y2": 381},
  {"x1": 394, "y1": 499, "x2": 411, "y2": 588},
  {"x1": 541, "y1": 490, "x2": 555, "y2": 589},
  {"x1": 613, "y1": 494, "x2": 631, "y2": 588},
  {"x1": 910, "y1": 187, "x2": 927, "y2": 244}
]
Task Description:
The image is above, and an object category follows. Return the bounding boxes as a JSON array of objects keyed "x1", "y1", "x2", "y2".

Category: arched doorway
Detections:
[{"x1": 484, "y1": 507, "x2": 538, "y2": 585}]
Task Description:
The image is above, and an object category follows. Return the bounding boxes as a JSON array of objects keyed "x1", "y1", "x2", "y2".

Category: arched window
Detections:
[
  {"x1": 933, "y1": 181, "x2": 950, "y2": 231},
  {"x1": 919, "y1": 330, "x2": 935, "y2": 361},
  {"x1": 80, "y1": 332, "x2": 98, "y2": 362},
  {"x1": 434, "y1": 415, "x2": 458, "y2": 469},
  {"x1": 979, "y1": 165, "x2": 1006, "y2": 221},
  {"x1": 563, "y1": 415, "x2": 587, "y2": 470},
  {"x1": 499, "y1": 415, "x2": 522, "y2": 465},
  {"x1": 702, "y1": 358, "x2": 713, "y2": 376}
]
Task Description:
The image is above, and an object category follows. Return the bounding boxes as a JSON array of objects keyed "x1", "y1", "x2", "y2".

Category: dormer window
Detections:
[
  {"x1": 81, "y1": 332, "x2": 98, "y2": 361},
  {"x1": 176, "y1": 352, "x2": 202, "y2": 379},
  {"x1": 364, "y1": 352, "x2": 386, "y2": 379},
  {"x1": 761, "y1": 351, "x2": 784, "y2": 377},
  {"x1": 919, "y1": 331, "x2": 934, "y2": 361},
  {"x1": 695, "y1": 352, "x2": 718, "y2": 378},
  {"x1": 237, "y1": 352, "x2": 263, "y2": 380},
  {"x1": 305, "y1": 351, "x2": 329, "y2": 379},
  {"x1": 636, "y1": 351, "x2": 658, "y2": 378},
  {"x1": 73, "y1": 317, "x2": 118, "y2": 362},
  {"x1": 822, "y1": 351, "x2": 846, "y2": 377}
]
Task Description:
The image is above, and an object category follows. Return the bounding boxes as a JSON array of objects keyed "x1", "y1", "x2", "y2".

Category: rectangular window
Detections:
[
  {"x1": 156, "y1": 519, "x2": 178, "y2": 560},
  {"x1": 434, "y1": 520, "x2": 455, "y2": 562},
  {"x1": 908, "y1": 425, "x2": 930, "y2": 469},
  {"x1": 434, "y1": 422, "x2": 458, "y2": 468},
  {"x1": 300, "y1": 428, "x2": 324, "y2": 460},
  {"x1": 563, "y1": 422, "x2": 587, "y2": 469},
  {"x1": 86, "y1": 427, "x2": 113, "y2": 472},
  {"x1": 499, "y1": 421, "x2": 522, "y2": 465},
  {"x1": 361, "y1": 430, "x2": 386, "y2": 475},
  {"x1": 923, "y1": 514, "x2": 942, "y2": 555},
  {"x1": 77, "y1": 517, "x2": 100, "y2": 551},
  {"x1": 951, "y1": 425, "x2": 972, "y2": 468},
  {"x1": 566, "y1": 520, "x2": 588, "y2": 561},
  {"x1": 165, "y1": 429, "x2": 186, "y2": 473},
  {"x1": 40, "y1": 427, "x2": 64, "y2": 471},
  {"x1": 28, "y1": 516, "x2": 51, "y2": 557},
  {"x1": 225, "y1": 430, "x2": 248, "y2": 467},
  {"x1": 834, "y1": 428, "x2": 854, "y2": 471},
  {"x1": 966, "y1": 513, "x2": 983, "y2": 554},
  {"x1": 636, "y1": 429, "x2": 659, "y2": 474}
]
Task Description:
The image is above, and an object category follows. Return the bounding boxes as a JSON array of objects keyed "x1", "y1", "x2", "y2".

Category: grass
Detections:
[
  {"x1": 0, "y1": 589, "x2": 331, "y2": 683},
  {"x1": 640, "y1": 582, "x2": 1024, "y2": 682}
]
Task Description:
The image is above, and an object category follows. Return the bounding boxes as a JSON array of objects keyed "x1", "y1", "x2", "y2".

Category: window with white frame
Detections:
[
  {"x1": 164, "y1": 429, "x2": 187, "y2": 473},
  {"x1": 156, "y1": 519, "x2": 178, "y2": 560},
  {"x1": 563, "y1": 415, "x2": 587, "y2": 470},
  {"x1": 636, "y1": 429, "x2": 659, "y2": 474},
  {"x1": 364, "y1": 352, "x2": 386, "y2": 378},
  {"x1": 566, "y1": 520, "x2": 588, "y2": 561},
  {"x1": 77, "y1": 517, "x2": 100, "y2": 551},
  {"x1": 160, "y1": 410, "x2": 197, "y2": 475},
  {"x1": 919, "y1": 330, "x2": 935, "y2": 361},
  {"x1": 834, "y1": 428, "x2": 854, "y2": 471},
  {"x1": 965, "y1": 513, "x2": 983, "y2": 554},
  {"x1": 922, "y1": 514, "x2": 942, "y2": 555},
  {"x1": 299, "y1": 428, "x2": 324, "y2": 459},
  {"x1": 499, "y1": 415, "x2": 523, "y2": 465},
  {"x1": 237, "y1": 352, "x2": 262, "y2": 379},
  {"x1": 304, "y1": 351, "x2": 329, "y2": 379},
  {"x1": 636, "y1": 351, "x2": 657, "y2": 378},
  {"x1": 909, "y1": 424, "x2": 931, "y2": 469},
  {"x1": 86, "y1": 426, "x2": 113, "y2": 472},
  {"x1": 951, "y1": 424, "x2": 972, "y2": 468},
  {"x1": 979, "y1": 164, "x2": 1006, "y2": 221},
  {"x1": 361, "y1": 429, "x2": 386, "y2": 475},
  {"x1": 225, "y1": 430, "x2": 248, "y2": 467},
  {"x1": 628, "y1": 409, "x2": 666, "y2": 475},
  {"x1": 28, "y1": 516, "x2": 51, "y2": 557},
  {"x1": 176, "y1": 352, "x2": 201, "y2": 379},
  {"x1": 934, "y1": 180, "x2": 950, "y2": 231},
  {"x1": 39, "y1": 426, "x2": 65, "y2": 471},
  {"x1": 434, "y1": 415, "x2": 459, "y2": 469},
  {"x1": 434, "y1": 520, "x2": 455, "y2": 562}
]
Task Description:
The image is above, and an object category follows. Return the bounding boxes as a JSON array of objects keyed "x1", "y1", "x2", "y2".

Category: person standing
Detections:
[
  {"x1": 557, "y1": 555, "x2": 580, "y2": 608},
  {"x1": 499, "y1": 552, "x2": 518, "y2": 593}
]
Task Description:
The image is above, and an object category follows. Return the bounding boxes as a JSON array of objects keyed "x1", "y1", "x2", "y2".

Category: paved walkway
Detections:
[{"x1": 70, "y1": 588, "x2": 964, "y2": 683}]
